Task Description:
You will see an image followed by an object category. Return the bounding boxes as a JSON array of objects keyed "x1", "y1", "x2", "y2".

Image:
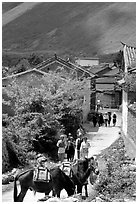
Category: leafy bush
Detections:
[
  {"x1": 2, "y1": 128, "x2": 27, "y2": 173},
  {"x1": 95, "y1": 137, "x2": 136, "y2": 200}
]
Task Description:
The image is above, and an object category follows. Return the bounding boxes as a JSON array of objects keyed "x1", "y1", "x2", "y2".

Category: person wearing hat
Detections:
[
  {"x1": 37, "y1": 155, "x2": 47, "y2": 168},
  {"x1": 80, "y1": 136, "x2": 90, "y2": 159},
  {"x1": 57, "y1": 134, "x2": 66, "y2": 163}
]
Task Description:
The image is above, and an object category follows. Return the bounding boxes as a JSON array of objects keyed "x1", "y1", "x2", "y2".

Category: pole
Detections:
[{"x1": 122, "y1": 44, "x2": 128, "y2": 136}]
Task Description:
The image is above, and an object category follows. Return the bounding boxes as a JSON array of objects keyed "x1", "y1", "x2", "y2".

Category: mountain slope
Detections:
[{"x1": 2, "y1": 2, "x2": 136, "y2": 56}]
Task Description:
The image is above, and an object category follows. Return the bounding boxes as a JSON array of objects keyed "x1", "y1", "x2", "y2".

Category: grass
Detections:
[{"x1": 2, "y1": 2, "x2": 23, "y2": 13}]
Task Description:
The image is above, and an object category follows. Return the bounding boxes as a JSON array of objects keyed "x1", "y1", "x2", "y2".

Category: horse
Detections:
[
  {"x1": 13, "y1": 157, "x2": 99, "y2": 202},
  {"x1": 70, "y1": 156, "x2": 99, "y2": 197},
  {"x1": 13, "y1": 166, "x2": 75, "y2": 202}
]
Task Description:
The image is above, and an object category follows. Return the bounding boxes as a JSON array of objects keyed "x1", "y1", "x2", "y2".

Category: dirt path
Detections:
[
  {"x1": 2, "y1": 2, "x2": 41, "y2": 26},
  {"x1": 81, "y1": 109, "x2": 121, "y2": 201}
]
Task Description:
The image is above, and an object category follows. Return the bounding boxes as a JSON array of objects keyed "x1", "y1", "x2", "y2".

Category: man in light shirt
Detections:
[
  {"x1": 80, "y1": 136, "x2": 90, "y2": 159},
  {"x1": 57, "y1": 134, "x2": 66, "y2": 163}
]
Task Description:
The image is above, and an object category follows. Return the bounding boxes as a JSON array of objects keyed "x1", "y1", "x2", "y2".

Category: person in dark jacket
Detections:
[
  {"x1": 65, "y1": 136, "x2": 75, "y2": 161},
  {"x1": 112, "y1": 112, "x2": 117, "y2": 126},
  {"x1": 108, "y1": 112, "x2": 112, "y2": 126},
  {"x1": 98, "y1": 113, "x2": 104, "y2": 127},
  {"x1": 93, "y1": 114, "x2": 97, "y2": 127}
]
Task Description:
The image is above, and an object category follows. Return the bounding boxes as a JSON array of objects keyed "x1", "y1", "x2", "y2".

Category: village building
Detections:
[
  {"x1": 75, "y1": 57, "x2": 99, "y2": 67},
  {"x1": 117, "y1": 42, "x2": 136, "y2": 159}
]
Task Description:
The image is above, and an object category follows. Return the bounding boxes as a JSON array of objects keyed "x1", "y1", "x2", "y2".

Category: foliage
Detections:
[
  {"x1": 2, "y1": 53, "x2": 44, "y2": 75},
  {"x1": 113, "y1": 50, "x2": 124, "y2": 69},
  {"x1": 3, "y1": 71, "x2": 87, "y2": 171},
  {"x1": 124, "y1": 73, "x2": 136, "y2": 92},
  {"x1": 15, "y1": 58, "x2": 31, "y2": 73},
  {"x1": 2, "y1": 127, "x2": 27, "y2": 173},
  {"x1": 2, "y1": 53, "x2": 21, "y2": 68},
  {"x1": 87, "y1": 110, "x2": 99, "y2": 121},
  {"x1": 95, "y1": 137, "x2": 136, "y2": 201},
  {"x1": 116, "y1": 72, "x2": 136, "y2": 92},
  {"x1": 28, "y1": 53, "x2": 43, "y2": 66}
]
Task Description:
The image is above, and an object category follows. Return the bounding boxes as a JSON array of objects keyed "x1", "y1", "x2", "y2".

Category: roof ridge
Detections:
[
  {"x1": 35, "y1": 55, "x2": 96, "y2": 77},
  {"x1": 2, "y1": 68, "x2": 46, "y2": 80}
]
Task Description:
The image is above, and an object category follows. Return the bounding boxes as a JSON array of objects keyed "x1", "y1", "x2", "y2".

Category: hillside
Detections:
[
  {"x1": 2, "y1": 2, "x2": 136, "y2": 57},
  {"x1": 2, "y1": 2, "x2": 22, "y2": 13}
]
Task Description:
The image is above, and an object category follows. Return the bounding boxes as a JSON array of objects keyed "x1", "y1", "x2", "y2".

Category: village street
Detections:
[{"x1": 2, "y1": 108, "x2": 122, "y2": 202}]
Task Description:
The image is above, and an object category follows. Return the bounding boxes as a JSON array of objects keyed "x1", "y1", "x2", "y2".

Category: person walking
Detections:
[
  {"x1": 98, "y1": 113, "x2": 104, "y2": 126},
  {"x1": 65, "y1": 135, "x2": 75, "y2": 161},
  {"x1": 103, "y1": 112, "x2": 109, "y2": 127},
  {"x1": 93, "y1": 114, "x2": 97, "y2": 127},
  {"x1": 108, "y1": 112, "x2": 112, "y2": 126},
  {"x1": 112, "y1": 112, "x2": 117, "y2": 126},
  {"x1": 74, "y1": 135, "x2": 82, "y2": 160},
  {"x1": 57, "y1": 134, "x2": 66, "y2": 163},
  {"x1": 80, "y1": 136, "x2": 90, "y2": 159}
]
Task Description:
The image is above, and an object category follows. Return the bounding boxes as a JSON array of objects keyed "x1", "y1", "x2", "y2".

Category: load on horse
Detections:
[{"x1": 13, "y1": 156, "x2": 99, "y2": 202}]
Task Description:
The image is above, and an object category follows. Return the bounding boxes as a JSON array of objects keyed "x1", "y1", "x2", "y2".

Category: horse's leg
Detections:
[
  {"x1": 16, "y1": 187, "x2": 28, "y2": 202},
  {"x1": 84, "y1": 184, "x2": 88, "y2": 197},
  {"x1": 52, "y1": 189, "x2": 56, "y2": 197},
  {"x1": 77, "y1": 185, "x2": 82, "y2": 195},
  {"x1": 56, "y1": 190, "x2": 61, "y2": 198},
  {"x1": 53, "y1": 188, "x2": 61, "y2": 198}
]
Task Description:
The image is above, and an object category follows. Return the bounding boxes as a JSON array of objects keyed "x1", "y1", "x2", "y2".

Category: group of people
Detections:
[
  {"x1": 92, "y1": 112, "x2": 117, "y2": 127},
  {"x1": 57, "y1": 128, "x2": 90, "y2": 163}
]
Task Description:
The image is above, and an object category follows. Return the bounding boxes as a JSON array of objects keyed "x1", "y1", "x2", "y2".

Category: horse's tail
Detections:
[
  {"x1": 13, "y1": 168, "x2": 34, "y2": 202},
  {"x1": 13, "y1": 176, "x2": 18, "y2": 202}
]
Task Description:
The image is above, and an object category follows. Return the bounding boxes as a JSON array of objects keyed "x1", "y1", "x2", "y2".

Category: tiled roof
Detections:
[
  {"x1": 96, "y1": 77, "x2": 115, "y2": 83},
  {"x1": 121, "y1": 42, "x2": 136, "y2": 71},
  {"x1": 102, "y1": 67, "x2": 119, "y2": 76},
  {"x1": 75, "y1": 57, "x2": 99, "y2": 60},
  {"x1": 2, "y1": 68, "x2": 46, "y2": 80},
  {"x1": 35, "y1": 55, "x2": 96, "y2": 78},
  {"x1": 96, "y1": 83, "x2": 115, "y2": 91},
  {"x1": 84, "y1": 64, "x2": 111, "y2": 75}
]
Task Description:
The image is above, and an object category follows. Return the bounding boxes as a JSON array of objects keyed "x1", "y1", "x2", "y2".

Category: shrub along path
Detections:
[{"x1": 84, "y1": 137, "x2": 136, "y2": 202}]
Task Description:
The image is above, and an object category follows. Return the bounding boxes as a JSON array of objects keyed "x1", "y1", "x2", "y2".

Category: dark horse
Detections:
[
  {"x1": 71, "y1": 156, "x2": 99, "y2": 197},
  {"x1": 13, "y1": 157, "x2": 99, "y2": 202},
  {"x1": 13, "y1": 166, "x2": 75, "y2": 202}
]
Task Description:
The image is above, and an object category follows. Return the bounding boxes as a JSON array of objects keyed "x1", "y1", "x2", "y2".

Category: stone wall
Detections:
[
  {"x1": 127, "y1": 108, "x2": 136, "y2": 144},
  {"x1": 121, "y1": 106, "x2": 136, "y2": 160}
]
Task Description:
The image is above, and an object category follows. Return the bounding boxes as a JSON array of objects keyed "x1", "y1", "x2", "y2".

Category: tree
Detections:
[
  {"x1": 28, "y1": 53, "x2": 43, "y2": 66},
  {"x1": 3, "y1": 71, "x2": 88, "y2": 166},
  {"x1": 113, "y1": 50, "x2": 124, "y2": 70},
  {"x1": 15, "y1": 58, "x2": 31, "y2": 73}
]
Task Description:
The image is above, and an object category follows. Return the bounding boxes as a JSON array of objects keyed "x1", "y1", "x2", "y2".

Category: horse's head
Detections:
[
  {"x1": 71, "y1": 157, "x2": 99, "y2": 187},
  {"x1": 87, "y1": 156, "x2": 99, "y2": 175}
]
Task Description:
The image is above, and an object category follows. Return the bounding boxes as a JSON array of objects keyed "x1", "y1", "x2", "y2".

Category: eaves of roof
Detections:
[
  {"x1": 2, "y1": 68, "x2": 46, "y2": 80},
  {"x1": 128, "y1": 67, "x2": 136, "y2": 73},
  {"x1": 75, "y1": 57, "x2": 99, "y2": 60}
]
